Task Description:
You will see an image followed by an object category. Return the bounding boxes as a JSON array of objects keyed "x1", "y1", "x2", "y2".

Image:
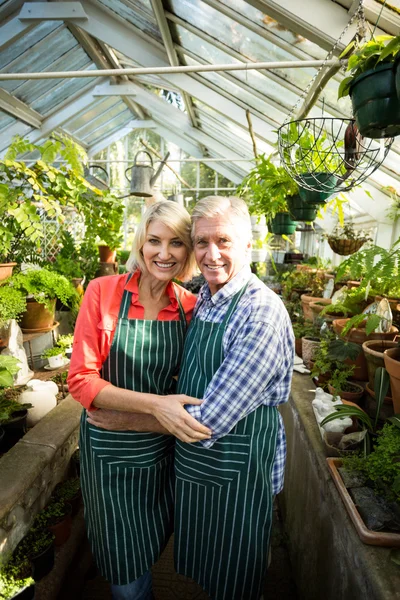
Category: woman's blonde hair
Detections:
[{"x1": 126, "y1": 201, "x2": 197, "y2": 281}]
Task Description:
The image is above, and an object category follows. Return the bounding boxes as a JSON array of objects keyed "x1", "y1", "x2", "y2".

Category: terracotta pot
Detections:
[
  {"x1": 328, "y1": 382, "x2": 364, "y2": 404},
  {"x1": 362, "y1": 340, "x2": 397, "y2": 392},
  {"x1": 365, "y1": 382, "x2": 393, "y2": 405},
  {"x1": 333, "y1": 319, "x2": 398, "y2": 381},
  {"x1": 346, "y1": 280, "x2": 361, "y2": 289},
  {"x1": 309, "y1": 299, "x2": 332, "y2": 323},
  {"x1": 48, "y1": 504, "x2": 72, "y2": 547},
  {"x1": 383, "y1": 348, "x2": 400, "y2": 415},
  {"x1": 342, "y1": 399, "x2": 368, "y2": 433},
  {"x1": 295, "y1": 337, "x2": 302, "y2": 358},
  {"x1": 19, "y1": 299, "x2": 56, "y2": 331},
  {"x1": 300, "y1": 294, "x2": 324, "y2": 321},
  {"x1": 0, "y1": 262, "x2": 17, "y2": 281},
  {"x1": 365, "y1": 383, "x2": 394, "y2": 422},
  {"x1": 302, "y1": 337, "x2": 321, "y2": 369},
  {"x1": 98, "y1": 245, "x2": 116, "y2": 263}
]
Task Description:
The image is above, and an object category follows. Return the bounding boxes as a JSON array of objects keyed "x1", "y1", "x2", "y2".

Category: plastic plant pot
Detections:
[
  {"x1": 350, "y1": 62, "x2": 400, "y2": 139},
  {"x1": 298, "y1": 173, "x2": 337, "y2": 204},
  {"x1": 268, "y1": 212, "x2": 297, "y2": 235},
  {"x1": 47, "y1": 354, "x2": 64, "y2": 369},
  {"x1": 287, "y1": 194, "x2": 318, "y2": 222}
]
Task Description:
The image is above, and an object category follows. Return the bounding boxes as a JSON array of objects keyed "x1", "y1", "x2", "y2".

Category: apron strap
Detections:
[
  {"x1": 221, "y1": 279, "x2": 249, "y2": 326},
  {"x1": 118, "y1": 273, "x2": 134, "y2": 319},
  {"x1": 118, "y1": 273, "x2": 187, "y2": 324}
]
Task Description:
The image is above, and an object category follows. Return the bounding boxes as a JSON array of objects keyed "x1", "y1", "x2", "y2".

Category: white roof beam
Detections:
[
  {"x1": 0, "y1": 87, "x2": 42, "y2": 128},
  {"x1": 242, "y1": 0, "x2": 357, "y2": 51},
  {"x1": 149, "y1": 0, "x2": 198, "y2": 129},
  {"x1": 336, "y1": 0, "x2": 400, "y2": 36},
  {"x1": 19, "y1": 2, "x2": 88, "y2": 22},
  {"x1": 76, "y1": 1, "x2": 276, "y2": 148}
]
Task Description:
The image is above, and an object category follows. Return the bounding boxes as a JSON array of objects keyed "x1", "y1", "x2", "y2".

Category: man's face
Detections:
[{"x1": 193, "y1": 214, "x2": 251, "y2": 295}]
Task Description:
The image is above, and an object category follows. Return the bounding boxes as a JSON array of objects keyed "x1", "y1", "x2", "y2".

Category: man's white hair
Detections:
[{"x1": 191, "y1": 196, "x2": 252, "y2": 244}]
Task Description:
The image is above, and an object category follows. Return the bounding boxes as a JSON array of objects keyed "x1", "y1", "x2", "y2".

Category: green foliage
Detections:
[
  {"x1": 321, "y1": 404, "x2": 373, "y2": 431},
  {"x1": 33, "y1": 500, "x2": 69, "y2": 528},
  {"x1": 0, "y1": 391, "x2": 32, "y2": 424},
  {"x1": 342, "y1": 424, "x2": 400, "y2": 502},
  {"x1": 327, "y1": 339, "x2": 361, "y2": 362},
  {"x1": 311, "y1": 334, "x2": 360, "y2": 382},
  {"x1": 279, "y1": 121, "x2": 344, "y2": 174},
  {"x1": 328, "y1": 364, "x2": 356, "y2": 395},
  {"x1": 338, "y1": 35, "x2": 400, "y2": 99},
  {"x1": 236, "y1": 154, "x2": 298, "y2": 219},
  {"x1": 0, "y1": 286, "x2": 26, "y2": 325},
  {"x1": 0, "y1": 356, "x2": 21, "y2": 389},
  {"x1": 374, "y1": 367, "x2": 391, "y2": 431},
  {"x1": 41, "y1": 347, "x2": 64, "y2": 359},
  {"x1": 11, "y1": 269, "x2": 78, "y2": 312},
  {"x1": 292, "y1": 318, "x2": 319, "y2": 340},
  {"x1": 341, "y1": 313, "x2": 382, "y2": 337},
  {"x1": 53, "y1": 477, "x2": 80, "y2": 504},
  {"x1": 51, "y1": 232, "x2": 84, "y2": 279},
  {"x1": 326, "y1": 222, "x2": 372, "y2": 244},
  {"x1": 0, "y1": 559, "x2": 33, "y2": 600},
  {"x1": 56, "y1": 334, "x2": 73, "y2": 350},
  {"x1": 280, "y1": 269, "x2": 325, "y2": 300},
  {"x1": 14, "y1": 528, "x2": 54, "y2": 563}
]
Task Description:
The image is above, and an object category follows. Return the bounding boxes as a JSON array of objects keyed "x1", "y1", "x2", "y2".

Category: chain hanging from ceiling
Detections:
[{"x1": 277, "y1": 0, "x2": 393, "y2": 194}]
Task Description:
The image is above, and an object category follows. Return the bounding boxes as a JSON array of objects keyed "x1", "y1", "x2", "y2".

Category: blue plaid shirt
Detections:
[{"x1": 186, "y1": 266, "x2": 294, "y2": 494}]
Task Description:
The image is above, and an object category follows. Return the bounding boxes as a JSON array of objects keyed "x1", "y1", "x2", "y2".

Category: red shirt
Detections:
[{"x1": 67, "y1": 270, "x2": 196, "y2": 409}]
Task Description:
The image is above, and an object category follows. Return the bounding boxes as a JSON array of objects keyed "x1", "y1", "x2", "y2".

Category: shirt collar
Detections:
[
  {"x1": 199, "y1": 265, "x2": 251, "y2": 305},
  {"x1": 124, "y1": 269, "x2": 178, "y2": 308}
]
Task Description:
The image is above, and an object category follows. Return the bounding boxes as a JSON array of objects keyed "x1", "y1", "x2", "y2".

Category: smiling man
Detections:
[{"x1": 174, "y1": 196, "x2": 295, "y2": 600}]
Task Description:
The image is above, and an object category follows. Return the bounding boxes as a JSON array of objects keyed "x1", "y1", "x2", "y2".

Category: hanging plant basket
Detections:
[
  {"x1": 277, "y1": 118, "x2": 393, "y2": 195},
  {"x1": 268, "y1": 212, "x2": 297, "y2": 235},
  {"x1": 287, "y1": 194, "x2": 318, "y2": 221},
  {"x1": 298, "y1": 173, "x2": 337, "y2": 204},
  {"x1": 350, "y1": 63, "x2": 400, "y2": 139},
  {"x1": 327, "y1": 237, "x2": 367, "y2": 256}
]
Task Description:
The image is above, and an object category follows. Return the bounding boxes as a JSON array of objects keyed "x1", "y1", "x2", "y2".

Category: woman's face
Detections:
[{"x1": 141, "y1": 220, "x2": 188, "y2": 282}]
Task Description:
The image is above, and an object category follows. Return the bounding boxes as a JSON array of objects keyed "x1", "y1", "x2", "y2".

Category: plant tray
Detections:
[
  {"x1": 21, "y1": 321, "x2": 60, "y2": 334},
  {"x1": 327, "y1": 458, "x2": 400, "y2": 547}
]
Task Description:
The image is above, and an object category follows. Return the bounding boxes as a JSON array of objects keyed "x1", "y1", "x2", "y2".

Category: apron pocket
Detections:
[
  {"x1": 175, "y1": 434, "x2": 250, "y2": 488},
  {"x1": 88, "y1": 426, "x2": 174, "y2": 469}
]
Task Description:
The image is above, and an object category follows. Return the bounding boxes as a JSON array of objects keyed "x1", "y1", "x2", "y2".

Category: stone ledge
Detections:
[
  {"x1": 0, "y1": 395, "x2": 81, "y2": 558},
  {"x1": 281, "y1": 373, "x2": 400, "y2": 600}
]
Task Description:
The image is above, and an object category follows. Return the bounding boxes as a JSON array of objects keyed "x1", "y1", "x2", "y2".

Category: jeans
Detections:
[{"x1": 110, "y1": 570, "x2": 154, "y2": 600}]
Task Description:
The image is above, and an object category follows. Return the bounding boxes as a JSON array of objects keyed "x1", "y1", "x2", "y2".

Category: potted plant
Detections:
[
  {"x1": 13, "y1": 528, "x2": 55, "y2": 583},
  {"x1": 0, "y1": 286, "x2": 26, "y2": 348},
  {"x1": 311, "y1": 336, "x2": 361, "y2": 390},
  {"x1": 299, "y1": 271, "x2": 327, "y2": 320},
  {"x1": 33, "y1": 501, "x2": 72, "y2": 547},
  {"x1": 327, "y1": 365, "x2": 364, "y2": 404},
  {"x1": 362, "y1": 340, "x2": 398, "y2": 391},
  {"x1": 41, "y1": 347, "x2": 65, "y2": 369},
  {"x1": 292, "y1": 317, "x2": 317, "y2": 358},
  {"x1": 0, "y1": 561, "x2": 35, "y2": 599},
  {"x1": 338, "y1": 35, "x2": 400, "y2": 138},
  {"x1": 383, "y1": 346, "x2": 400, "y2": 414},
  {"x1": 326, "y1": 223, "x2": 372, "y2": 256},
  {"x1": 56, "y1": 334, "x2": 74, "y2": 359},
  {"x1": 11, "y1": 269, "x2": 78, "y2": 331},
  {"x1": 53, "y1": 477, "x2": 81, "y2": 516},
  {"x1": 281, "y1": 270, "x2": 312, "y2": 301},
  {"x1": 0, "y1": 393, "x2": 32, "y2": 453},
  {"x1": 237, "y1": 154, "x2": 299, "y2": 235}
]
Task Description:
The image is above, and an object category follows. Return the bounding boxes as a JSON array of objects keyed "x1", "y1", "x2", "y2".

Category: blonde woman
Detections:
[{"x1": 68, "y1": 202, "x2": 211, "y2": 600}]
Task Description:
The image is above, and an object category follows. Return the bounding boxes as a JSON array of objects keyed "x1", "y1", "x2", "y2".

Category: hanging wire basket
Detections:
[{"x1": 277, "y1": 117, "x2": 393, "y2": 194}]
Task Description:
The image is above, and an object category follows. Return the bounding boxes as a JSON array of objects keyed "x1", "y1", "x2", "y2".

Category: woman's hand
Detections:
[{"x1": 151, "y1": 395, "x2": 212, "y2": 443}]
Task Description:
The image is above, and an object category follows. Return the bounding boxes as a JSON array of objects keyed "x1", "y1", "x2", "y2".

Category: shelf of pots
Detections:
[
  {"x1": 10, "y1": 269, "x2": 79, "y2": 333},
  {"x1": 339, "y1": 34, "x2": 400, "y2": 139}
]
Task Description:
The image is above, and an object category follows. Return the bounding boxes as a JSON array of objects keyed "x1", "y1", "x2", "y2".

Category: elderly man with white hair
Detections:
[{"x1": 173, "y1": 195, "x2": 294, "y2": 600}]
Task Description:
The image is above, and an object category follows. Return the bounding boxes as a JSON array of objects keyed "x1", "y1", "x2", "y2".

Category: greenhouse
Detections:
[{"x1": 0, "y1": 0, "x2": 400, "y2": 599}]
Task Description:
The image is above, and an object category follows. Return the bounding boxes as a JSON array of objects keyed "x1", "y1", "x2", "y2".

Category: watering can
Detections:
[{"x1": 125, "y1": 150, "x2": 170, "y2": 197}]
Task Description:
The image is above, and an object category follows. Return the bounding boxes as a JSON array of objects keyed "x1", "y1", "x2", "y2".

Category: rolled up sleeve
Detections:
[{"x1": 67, "y1": 280, "x2": 112, "y2": 409}]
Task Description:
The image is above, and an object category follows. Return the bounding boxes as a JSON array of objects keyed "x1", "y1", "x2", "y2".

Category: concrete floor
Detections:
[{"x1": 78, "y1": 500, "x2": 298, "y2": 600}]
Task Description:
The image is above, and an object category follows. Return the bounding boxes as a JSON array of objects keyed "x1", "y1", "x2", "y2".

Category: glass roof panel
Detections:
[
  {"x1": 218, "y1": 0, "x2": 326, "y2": 59},
  {"x1": 82, "y1": 111, "x2": 133, "y2": 145},
  {"x1": 169, "y1": 0, "x2": 317, "y2": 91},
  {"x1": 175, "y1": 26, "x2": 299, "y2": 111},
  {"x1": 31, "y1": 69, "x2": 99, "y2": 117},
  {"x1": 0, "y1": 110, "x2": 15, "y2": 133},
  {"x1": 0, "y1": 22, "x2": 61, "y2": 69},
  {"x1": 97, "y1": 0, "x2": 162, "y2": 42},
  {"x1": 66, "y1": 98, "x2": 122, "y2": 133},
  {"x1": 183, "y1": 56, "x2": 284, "y2": 129},
  {"x1": 73, "y1": 103, "x2": 130, "y2": 139}
]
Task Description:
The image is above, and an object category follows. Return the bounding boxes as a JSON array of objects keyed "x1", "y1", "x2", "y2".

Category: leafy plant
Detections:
[
  {"x1": 0, "y1": 356, "x2": 21, "y2": 388},
  {"x1": 33, "y1": 501, "x2": 70, "y2": 528},
  {"x1": 236, "y1": 154, "x2": 298, "y2": 220},
  {"x1": 56, "y1": 334, "x2": 73, "y2": 350},
  {"x1": 14, "y1": 528, "x2": 54, "y2": 563},
  {"x1": 292, "y1": 318, "x2": 319, "y2": 341},
  {"x1": 0, "y1": 391, "x2": 32, "y2": 424},
  {"x1": 326, "y1": 222, "x2": 372, "y2": 244},
  {"x1": 41, "y1": 347, "x2": 64, "y2": 359},
  {"x1": 341, "y1": 313, "x2": 382, "y2": 337},
  {"x1": 0, "y1": 286, "x2": 26, "y2": 326},
  {"x1": 338, "y1": 35, "x2": 400, "y2": 99},
  {"x1": 341, "y1": 423, "x2": 400, "y2": 502},
  {"x1": 53, "y1": 477, "x2": 80, "y2": 505},
  {"x1": 312, "y1": 335, "x2": 361, "y2": 382},
  {"x1": 328, "y1": 364, "x2": 356, "y2": 395},
  {"x1": 0, "y1": 558, "x2": 33, "y2": 600},
  {"x1": 52, "y1": 232, "x2": 84, "y2": 279},
  {"x1": 11, "y1": 269, "x2": 78, "y2": 312}
]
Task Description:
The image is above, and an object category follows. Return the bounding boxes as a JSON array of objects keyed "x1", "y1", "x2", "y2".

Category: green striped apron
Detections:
[
  {"x1": 175, "y1": 283, "x2": 279, "y2": 600},
  {"x1": 80, "y1": 274, "x2": 186, "y2": 585}
]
